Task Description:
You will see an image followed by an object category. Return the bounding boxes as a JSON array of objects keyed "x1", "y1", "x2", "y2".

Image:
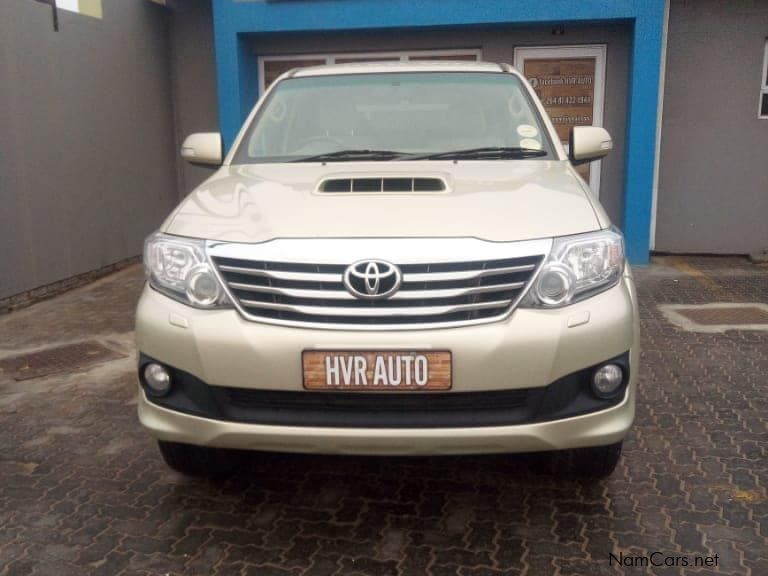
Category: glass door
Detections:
[{"x1": 514, "y1": 45, "x2": 606, "y2": 197}]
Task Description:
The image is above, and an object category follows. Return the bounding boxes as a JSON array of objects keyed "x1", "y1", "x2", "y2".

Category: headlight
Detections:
[
  {"x1": 521, "y1": 228, "x2": 625, "y2": 308},
  {"x1": 143, "y1": 232, "x2": 229, "y2": 308}
]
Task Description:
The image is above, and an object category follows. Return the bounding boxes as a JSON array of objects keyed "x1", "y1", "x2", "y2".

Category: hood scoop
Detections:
[{"x1": 318, "y1": 176, "x2": 447, "y2": 194}]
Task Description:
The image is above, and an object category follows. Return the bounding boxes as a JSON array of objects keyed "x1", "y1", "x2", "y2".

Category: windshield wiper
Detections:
[
  {"x1": 407, "y1": 147, "x2": 548, "y2": 161},
  {"x1": 291, "y1": 149, "x2": 414, "y2": 162}
]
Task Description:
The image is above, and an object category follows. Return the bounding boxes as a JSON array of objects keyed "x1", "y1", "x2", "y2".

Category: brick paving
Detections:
[{"x1": 0, "y1": 256, "x2": 766, "y2": 576}]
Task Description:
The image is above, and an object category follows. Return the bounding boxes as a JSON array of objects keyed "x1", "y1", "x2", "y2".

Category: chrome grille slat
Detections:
[
  {"x1": 217, "y1": 265, "x2": 341, "y2": 283},
  {"x1": 228, "y1": 281, "x2": 527, "y2": 300},
  {"x1": 228, "y1": 283, "x2": 353, "y2": 299},
  {"x1": 396, "y1": 282, "x2": 526, "y2": 298},
  {"x1": 238, "y1": 299, "x2": 512, "y2": 317},
  {"x1": 402, "y1": 264, "x2": 536, "y2": 283},
  {"x1": 210, "y1": 244, "x2": 545, "y2": 329}
]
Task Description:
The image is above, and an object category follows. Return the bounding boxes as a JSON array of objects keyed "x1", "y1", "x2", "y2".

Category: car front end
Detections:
[
  {"x1": 135, "y1": 62, "x2": 639, "y2": 477},
  {"x1": 137, "y1": 231, "x2": 637, "y2": 456}
]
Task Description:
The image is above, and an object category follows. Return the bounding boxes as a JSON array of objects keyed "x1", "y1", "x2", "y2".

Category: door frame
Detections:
[{"x1": 513, "y1": 44, "x2": 607, "y2": 197}]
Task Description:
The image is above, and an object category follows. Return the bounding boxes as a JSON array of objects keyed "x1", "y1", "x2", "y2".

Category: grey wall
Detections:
[
  {"x1": 656, "y1": 0, "x2": 768, "y2": 254},
  {"x1": 250, "y1": 23, "x2": 631, "y2": 224},
  {"x1": 168, "y1": 0, "x2": 219, "y2": 198},
  {"x1": 0, "y1": 0, "x2": 178, "y2": 300}
]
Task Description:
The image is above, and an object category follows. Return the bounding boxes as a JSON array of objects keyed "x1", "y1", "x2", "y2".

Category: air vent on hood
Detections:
[{"x1": 319, "y1": 177, "x2": 447, "y2": 193}]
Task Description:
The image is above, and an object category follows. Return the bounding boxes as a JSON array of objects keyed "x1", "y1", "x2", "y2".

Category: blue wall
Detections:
[{"x1": 211, "y1": 0, "x2": 666, "y2": 264}]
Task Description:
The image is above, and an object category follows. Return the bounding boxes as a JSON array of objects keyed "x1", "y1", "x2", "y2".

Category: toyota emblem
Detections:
[{"x1": 343, "y1": 259, "x2": 402, "y2": 300}]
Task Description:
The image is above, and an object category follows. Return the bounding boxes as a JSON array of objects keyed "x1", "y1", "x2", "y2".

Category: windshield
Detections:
[{"x1": 231, "y1": 72, "x2": 554, "y2": 163}]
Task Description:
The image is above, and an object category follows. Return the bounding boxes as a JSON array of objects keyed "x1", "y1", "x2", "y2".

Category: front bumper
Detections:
[
  {"x1": 135, "y1": 274, "x2": 639, "y2": 455},
  {"x1": 138, "y1": 389, "x2": 633, "y2": 455}
]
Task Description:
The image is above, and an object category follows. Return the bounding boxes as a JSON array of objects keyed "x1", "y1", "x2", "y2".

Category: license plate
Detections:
[{"x1": 302, "y1": 350, "x2": 452, "y2": 391}]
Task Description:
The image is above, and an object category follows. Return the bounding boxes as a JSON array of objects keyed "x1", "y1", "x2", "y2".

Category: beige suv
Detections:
[{"x1": 136, "y1": 61, "x2": 638, "y2": 478}]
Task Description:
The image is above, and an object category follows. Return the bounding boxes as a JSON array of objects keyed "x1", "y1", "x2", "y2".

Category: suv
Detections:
[{"x1": 137, "y1": 61, "x2": 638, "y2": 478}]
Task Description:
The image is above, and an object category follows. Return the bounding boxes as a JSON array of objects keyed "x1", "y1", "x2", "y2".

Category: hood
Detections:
[{"x1": 163, "y1": 160, "x2": 604, "y2": 243}]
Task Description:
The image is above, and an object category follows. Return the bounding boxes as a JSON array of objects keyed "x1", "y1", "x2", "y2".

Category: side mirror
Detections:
[
  {"x1": 568, "y1": 126, "x2": 613, "y2": 165},
  {"x1": 180, "y1": 132, "x2": 222, "y2": 166}
]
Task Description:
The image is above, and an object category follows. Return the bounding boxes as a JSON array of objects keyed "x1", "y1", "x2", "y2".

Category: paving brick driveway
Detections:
[{"x1": 0, "y1": 257, "x2": 766, "y2": 576}]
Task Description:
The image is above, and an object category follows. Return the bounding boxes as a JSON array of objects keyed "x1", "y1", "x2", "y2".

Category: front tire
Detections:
[
  {"x1": 157, "y1": 441, "x2": 238, "y2": 478},
  {"x1": 568, "y1": 441, "x2": 623, "y2": 479}
]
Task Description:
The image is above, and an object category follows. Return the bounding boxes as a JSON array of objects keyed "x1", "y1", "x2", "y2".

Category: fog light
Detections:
[
  {"x1": 144, "y1": 363, "x2": 171, "y2": 395},
  {"x1": 591, "y1": 364, "x2": 624, "y2": 398}
]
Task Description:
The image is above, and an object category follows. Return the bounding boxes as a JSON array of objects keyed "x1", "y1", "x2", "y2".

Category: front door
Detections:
[{"x1": 514, "y1": 45, "x2": 606, "y2": 197}]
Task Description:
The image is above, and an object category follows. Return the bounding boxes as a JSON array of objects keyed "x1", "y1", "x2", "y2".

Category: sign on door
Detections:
[{"x1": 514, "y1": 46, "x2": 606, "y2": 197}]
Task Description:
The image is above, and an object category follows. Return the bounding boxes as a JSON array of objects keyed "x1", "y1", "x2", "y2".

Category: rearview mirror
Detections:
[
  {"x1": 569, "y1": 126, "x2": 613, "y2": 165},
  {"x1": 180, "y1": 133, "x2": 222, "y2": 166}
]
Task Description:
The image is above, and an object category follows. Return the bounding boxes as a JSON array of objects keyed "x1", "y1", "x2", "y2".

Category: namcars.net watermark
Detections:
[{"x1": 609, "y1": 552, "x2": 719, "y2": 569}]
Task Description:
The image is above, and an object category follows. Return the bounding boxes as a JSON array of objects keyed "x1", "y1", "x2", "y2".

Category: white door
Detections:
[{"x1": 514, "y1": 45, "x2": 606, "y2": 197}]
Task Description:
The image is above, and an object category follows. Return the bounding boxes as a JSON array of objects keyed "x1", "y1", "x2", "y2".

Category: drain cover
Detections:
[
  {"x1": 0, "y1": 341, "x2": 126, "y2": 381},
  {"x1": 676, "y1": 306, "x2": 768, "y2": 325},
  {"x1": 660, "y1": 303, "x2": 768, "y2": 333}
]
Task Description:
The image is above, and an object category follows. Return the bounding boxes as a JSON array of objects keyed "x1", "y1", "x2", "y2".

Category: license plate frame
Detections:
[{"x1": 302, "y1": 350, "x2": 452, "y2": 392}]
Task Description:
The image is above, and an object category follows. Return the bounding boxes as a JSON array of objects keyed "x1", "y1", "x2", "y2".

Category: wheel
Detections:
[
  {"x1": 157, "y1": 441, "x2": 238, "y2": 478},
  {"x1": 568, "y1": 441, "x2": 623, "y2": 479}
]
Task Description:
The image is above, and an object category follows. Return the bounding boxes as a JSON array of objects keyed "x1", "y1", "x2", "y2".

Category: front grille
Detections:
[
  {"x1": 218, "y1": 387, "x2": 532, "y2": 428},
  {"x1": 225, "y1": 387, "x2": 530, "y2": 412},
  {"x1": 211, "y1": 253, "x2": 544, "y2": 328}
]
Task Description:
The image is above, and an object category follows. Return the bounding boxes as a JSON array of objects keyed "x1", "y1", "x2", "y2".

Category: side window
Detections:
[{"x1": 760, "y1": 39, "x2": 768, "y2": 119}]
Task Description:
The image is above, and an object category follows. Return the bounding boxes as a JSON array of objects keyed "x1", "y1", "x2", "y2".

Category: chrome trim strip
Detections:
[
  {"x1": 217, "y1": 265, "x2": 341, "y2": 283},
  {"x1": 208, "y1": 237, "x2": 552, "y2": 264},
  {"x1": 238, "y1": 299, "x2": 512, "y2": 317},
  {"x1": 228, "y1": 281, "x2": 526, "y2": 300},
  {"x1": 402, "y1": 264, "x2": 535, "y2": 283},
  {"x1": 396, "y1": 282, "x2": 527, "y2": 298}
]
